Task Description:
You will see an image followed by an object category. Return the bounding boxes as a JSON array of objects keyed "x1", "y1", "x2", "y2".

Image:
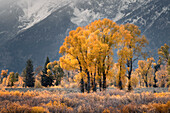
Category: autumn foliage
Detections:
[{"x1": 59, "y1": 18, "x2": 149, "y2": 92}]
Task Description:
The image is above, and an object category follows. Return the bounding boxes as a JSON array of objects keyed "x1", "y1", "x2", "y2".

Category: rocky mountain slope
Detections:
[{"x1": 0, "y1": 0, "x2": 169, "y2": 72}]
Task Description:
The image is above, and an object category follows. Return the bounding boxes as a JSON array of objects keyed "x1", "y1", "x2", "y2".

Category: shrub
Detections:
[
  {"x1": 31, "y1": 106, "x2": 49, "y2": 113},
  {"x1": 103, "y1": 108, "x2": 110, "y2": 113},
  {"x1": 0, "y1": 103, "x2": 31, "y2": 113}
]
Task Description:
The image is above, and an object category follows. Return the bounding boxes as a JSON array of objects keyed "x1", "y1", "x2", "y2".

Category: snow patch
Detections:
[
  {"x1": 113, "y1": 12, "x2": 124, "y2": 22},
  {"x1": 71, "y1": 7, "x2": 102, "y2": 26}
]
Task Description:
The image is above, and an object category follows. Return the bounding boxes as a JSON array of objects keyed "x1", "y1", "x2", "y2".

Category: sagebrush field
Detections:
[{"x1": 0, "y1": 88, "x2": 169, "y2": 113}]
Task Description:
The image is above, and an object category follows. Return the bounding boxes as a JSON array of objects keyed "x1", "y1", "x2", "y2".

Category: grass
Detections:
[{"x1": 0, "y1": 88, "x2": 169, "y2": 113}]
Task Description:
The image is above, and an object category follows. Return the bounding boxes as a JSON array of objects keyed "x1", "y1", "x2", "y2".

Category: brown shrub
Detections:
[{"x1": 0, "y1": 102, "x2": 31, "y2": 113}]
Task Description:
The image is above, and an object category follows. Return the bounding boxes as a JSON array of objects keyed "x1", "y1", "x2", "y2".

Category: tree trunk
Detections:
[
  {"x1": 127, "y1": 58, "x2": 133, "y2": 91},
  {"x1": 118, "y1": 74, "x2": 123, "y2": 90},
  {"x1": 99, "y1": 78, "x2": 102, "y2": 91},
  {"x1": 78, "y1": 59, "x2": 84, "y2": 93},
  {"x1": 93, "y1": 72, "x2": 96, "y2": 92},
  {"x1": 127, "y1": 78, "x2": 132, "y2": 91},
  {"x1": 153, "y1": 64, "x2": 160, "y2": 87},
  {"x1": 86, "y1": 70, "x2": 90, "y2": 93},
  {"x1": 118, "y1": 65, "x2": 123, "y2": 90},
  {"x1": 103, "y1": 72, "x2": 106, "y2": 90},
  {"x1": 144, "y1": 76, "x2": 148, "y2": 87},
  {"x1": 127, "y1": 73, "x2": 132, "y2": 91},
  {"x1": 80, "y1": 78, "x2": 84, "y2": 93}
]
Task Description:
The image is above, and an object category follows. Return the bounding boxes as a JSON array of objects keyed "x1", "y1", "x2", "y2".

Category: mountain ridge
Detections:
[{"x1": 0, "y1": 0, "x2": 169, "y2": 73}]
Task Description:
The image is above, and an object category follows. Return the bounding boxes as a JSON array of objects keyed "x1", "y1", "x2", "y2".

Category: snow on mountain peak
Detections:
[{"x1": 17, "y1": 0, "x2": 72, "y2": 32}]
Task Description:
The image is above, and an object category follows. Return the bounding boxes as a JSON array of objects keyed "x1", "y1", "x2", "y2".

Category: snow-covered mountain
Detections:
[{"x1": 0, "y1": 0, "x2": 169, "y2": 72}]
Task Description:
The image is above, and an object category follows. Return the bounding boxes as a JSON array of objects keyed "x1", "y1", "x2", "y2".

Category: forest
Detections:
[{"x1": 0, "y1": 18, "x2": 169, "y2": 113}]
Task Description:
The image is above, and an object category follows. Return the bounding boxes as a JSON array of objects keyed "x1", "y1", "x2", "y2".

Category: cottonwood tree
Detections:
[
  {"x1": 59, "y1": 19, "x2": 118, "y2": 93},
  {"x1": 156, "y1": 44, "x2": 170, "y2": 87},
  {"x1": 117, "y1": 23, "x2": 148, "y2": 91},
  {"x1": 156, "y1": 65, "x2": 169, "y2": 87},
  {"x1": 136, "y1": 57, "x2": 155, "y2": 87}
]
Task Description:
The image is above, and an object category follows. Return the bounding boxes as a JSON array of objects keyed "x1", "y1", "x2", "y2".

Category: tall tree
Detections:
[
  {"x1": 59, "y1": 19, "x2": 118, "y2": 92},
  {"x1": 117, "y1": 24, "x2": 148, "y2": 91},
  {"x1": 157, "y1": 44, "x2": 170, "y2": 87},
  {"x1": 24, "y1": 59, "x2": 35, "y2": 87}
]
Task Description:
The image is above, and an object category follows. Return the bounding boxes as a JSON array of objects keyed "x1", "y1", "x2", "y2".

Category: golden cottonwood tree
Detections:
[
  {"x1": 59, "y1": 19, "x2": 118, "y2": 92},
  {"x1": 136, "y1": 57, "x2": 155, "y2": 87},
  {"x1": 157, "y1": 43, "x2": 170, "y2": 87},
  {"x1": 117, "y1": 23, "x2": 148, "y2": 90},
  {"x1": 156, "y1": 65, "x2": 169, "y2": 87}
]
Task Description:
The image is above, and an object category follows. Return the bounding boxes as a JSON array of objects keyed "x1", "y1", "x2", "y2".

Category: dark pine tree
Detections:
[
  {"x1": 41, "y1": 57, "x2": 50, "y2": 87},
  {"x1": 25, "y1": 59, "x2": 35, "y2": 87}
]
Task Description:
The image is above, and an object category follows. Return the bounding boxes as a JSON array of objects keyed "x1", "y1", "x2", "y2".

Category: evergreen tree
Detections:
[
  {"x1": 41, "y1": 57, "x2": 51, "y2": 87},
  {"x1": 25, "y1": 59, "x2": 35, "y2": 87}
]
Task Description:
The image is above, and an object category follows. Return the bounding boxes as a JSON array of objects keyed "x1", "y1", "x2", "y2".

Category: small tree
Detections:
[
  {"x1": 24, "y1": 59, "x2": 35, "y2": 87},
  {"x1": 156, "y1": 65, "x2": 169, "y2": 87},
  {"x1": 1, "y1": 70, "x2": 8, "y2": 83},
  {"x1": 41, "y1": 57, "x2": 51, "y2": 87},
  {"x1": 158, "y1": 43, "x2": 169, "y2": 65},
  {"x1": 8, "y1": 72, "x2": 16, "y2": 87},
  {"x1": 15, "y1": 72, "x2": 19, "y2": 81},
  {"x1": 46, "y1": 61, "x2": 64, "y2": 86},
  {"x1": 136, "y1": 57, "x2": 155, "y2": 87},
  {"x1": 1, "y1": 70, "x2": 8, "y2": 77}
]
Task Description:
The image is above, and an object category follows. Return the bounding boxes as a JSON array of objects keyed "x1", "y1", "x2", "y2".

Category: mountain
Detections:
[{"x1": 0, "y1": 0, "x2": 169, "y2": 72}]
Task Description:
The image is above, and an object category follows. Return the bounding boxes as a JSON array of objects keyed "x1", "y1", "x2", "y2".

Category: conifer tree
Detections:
[
  {"x1": 41, "y1": 57, "x2": 50, "y2": 87},
  {"x1": 24, "y1": 59, "x2": 35, "y2": 87}
]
